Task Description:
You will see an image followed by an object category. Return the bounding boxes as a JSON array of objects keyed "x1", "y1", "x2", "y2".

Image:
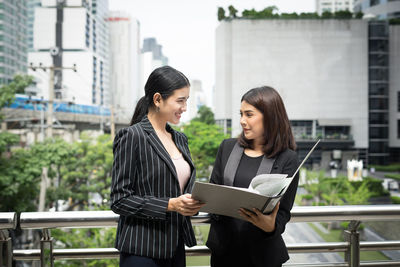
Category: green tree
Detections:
[
  {"x1": 302, "y1": 170, "x2": 326, "y2": 204},
  {"x1": 217, "y1": 7, "x2": 226, "y2": 21},
  {"x1": 321, "y1": 11, "x2": 333, "y2": 19},
  {"x1": 0, "y1": 74, "x2": 40, "y2": 212},
  {"x1": 0, "y1": 133, "x2": 113, "y2": 212},
  {"x1": 334, "y1": 10, "x2": 353, "y2": 19},
  {"x1": 0, "y1": 134, "x2": 42, "y2": 212},
  {"x1": 355, "y1": 11, "x2": 364, "y2": 19},
  {"x1": 191, "y1": 105, "x2": 215, "y2": 125},
  {"x1": 259, "y1": 6, "x2": 279, "y2": 18},
  {"x1": 242, "y1": 6, "x2": 278, "y2": 19},
  {"x1": 341, "y1": 179, "x2": 371, "y2": 205},
  {"x1": 43, "y1": 133, "x2": 113, "y2": 211},
  {"x1": 182, "y1": 121, "x2": 228, "y2": 178},
  {"x1": 0, "y1": 74, "x2": 34, "y2": 120},
  {"x1": 52, "y1": 221, "x2": 117, "y2": 266},
  {"x1": 280, "y1": 12, "x2": 299, "y2": 19},
  {"x1": 299, "y1": 12, "x2": 320, "y2": 19},
  {"x1": 228, "y1": 5, "x2": 238, "y2": 18},
  {"x1": 242, "y1": 8, "x2": 257, "y2": 18}
]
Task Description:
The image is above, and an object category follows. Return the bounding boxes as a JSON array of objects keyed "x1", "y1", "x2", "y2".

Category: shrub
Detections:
[
  {"x1": 359, "y1": 177, "x2": 390, "y2": 197},
  {"x1": 385, "y1": 173, "x2": 400, "y2": 181},
  {"x1": 391, "y1": 196, "x2": 400, "y2": 204},
  {"x1": 302, "y1": 194, "x2": 314, "y2": 200},
  {"x1": 370, "y1": 164, "x2": 400, "y2": 172}
]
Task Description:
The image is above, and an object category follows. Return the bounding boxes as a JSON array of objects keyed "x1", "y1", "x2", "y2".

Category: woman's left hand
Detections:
[{"x1": 238, "y1": 202, "x2": 280, "y2": 233}]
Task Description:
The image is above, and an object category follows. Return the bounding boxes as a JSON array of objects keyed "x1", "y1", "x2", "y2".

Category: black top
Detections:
[
  {"x1": 206, "y1": 138, "x2": 299, "y2": 266},
  {"x1": 233, "y1": 153, "x2": 264, "y2": 188}
]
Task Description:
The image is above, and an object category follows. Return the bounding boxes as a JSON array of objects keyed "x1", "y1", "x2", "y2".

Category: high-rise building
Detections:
[
  {"x1": 388, "y1": 23, "x2": 400, "y2": 163},
  {"x1": 142, "y1": 37, "x2": 169, "y2": 66},
  {"x1": 316, "y1": 0, "x2": 355, "y2": 15},
  {"x1": 107, "y1": 11, "x2": 140, "y2": 122},
  {"x1": 28, "y1": 0, "x2": 110, "y2": 106},
  {"x1": 214, "y1": 18, "x2": 400, "y2": 166},
  {"x1": 0, "y1": 0, "x2": 28, "y2": 86},
  {"x1": 139, "y1": 37, "x2": 168, "y2": 99},
  {"x1": 187, "y1": 79, "x2": 206, "y2": 121},
  {"x1": 91, "y1": 0, "x2": 109, "y2": 106},
  {"x1": 354, "y1": 0, "x2": 400, "y2": 19},
  {"x1": 27, "y1": 0, "x2": 41, "y2": 51}
]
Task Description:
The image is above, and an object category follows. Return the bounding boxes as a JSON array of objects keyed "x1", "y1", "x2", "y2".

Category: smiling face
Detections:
[
  {"x1": 240, "y1": 101, "x2": 265, "y2": 143},
  {"x1": 158, "y1": 86, "x2": 190, "y2": 125}
]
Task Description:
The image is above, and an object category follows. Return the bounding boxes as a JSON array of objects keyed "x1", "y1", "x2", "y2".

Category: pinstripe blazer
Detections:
[{"x1": 110, "y1": 115, "x2": 197, "y2": 259}]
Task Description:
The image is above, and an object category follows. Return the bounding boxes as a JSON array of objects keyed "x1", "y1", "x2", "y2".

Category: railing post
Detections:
[
  {"x1": 40, "y1": 229, "x2": 54, "y2": 267},
  {"x1": 344, "y1": 220, "x2": 361, "y2": 267},
  {"x1": 0, "y1": 230, "x2": 12, "y2": 267}
]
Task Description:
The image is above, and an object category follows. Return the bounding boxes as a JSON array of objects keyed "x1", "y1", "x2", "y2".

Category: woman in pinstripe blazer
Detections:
[{"x1": 111, "y1": 66, "x2": 204, "y2": 267}]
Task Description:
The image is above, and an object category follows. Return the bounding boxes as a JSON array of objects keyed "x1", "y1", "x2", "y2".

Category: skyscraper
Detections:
[
  {"x1": 107, "y1": 11, "x2": 140, "y2": 122},
  {"x1": 354, "y1": 0, "x2": 400, "y2": 19},
  {"x1": 0, "y1": 0, "x2": 28, "y2": 85},
  {"x1": 187, "y1": 80, "x2": 206, "y2": 121},
  {"x1": 316, "y1": 0, "x2": 355, "y2": 15},
  {"x1": 27, "y1": 0, "x2": 41, "y2": 51},
  {"x1": 28, "y1": 0, "x2": 110, "y2": 106},
  {"x1": 139, "y1": 37, "x2": 168, "y2": 99}
]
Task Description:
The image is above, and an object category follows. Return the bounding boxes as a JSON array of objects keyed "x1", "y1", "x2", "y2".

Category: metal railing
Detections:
[
  {"x1": 0, "y1": 212, "x2": 17, "y2": 267},
  {"x1": 2, "y1": 205, "x2": 400, "y2": 267}
]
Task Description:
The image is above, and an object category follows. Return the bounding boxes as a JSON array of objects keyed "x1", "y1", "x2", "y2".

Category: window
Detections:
[
  {"x1": 369, "y1": 24, "x2": 387, "y2": 38},
  {"x1": 369, "y1": 141, "x2": 388, "y2": 153},
  {"x1": 369, "y1": 53, "x2": 388, "y2": 67},
  {"x1": 369, "y1": 98, "x2": 388, "y2": 110},
  {"x1": 398, "y1": 120, "x2": 400, "y2": 139},
  {"x1": 369, "y1": 39, "x2": 388, "y2": 51},
  {"x1": 370, "y1": 0, "x2": 380, "y2": 6},
  {"x1": 369, "y1": 83, "x2": 388, "y2": 95},
  {"x1": 398, "y1": 92, "x2": 400, "y2": 112},
  {"x1": 370, "y1": 126, "x2": 388, "y2": 139},
  {"x1": 369, "y1": 112, "x2": 388, "y2": 124},
  {"x1": 369, "y1": 68, "x2": 388, "y2": 81}
]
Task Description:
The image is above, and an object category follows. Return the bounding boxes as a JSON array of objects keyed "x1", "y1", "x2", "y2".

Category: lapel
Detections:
[
  {"x1": 223, "y1": 141, "x2": 275, "y2": 186},
  {"x1": 170, "y1": 127, "x2": 194, "y2": 170},
  {"x1": 140, "y1": 116, "x2": 195, "y2": 186},
  {"x1": 141, "y1": 116, "x2": 178, "y2": 181}
]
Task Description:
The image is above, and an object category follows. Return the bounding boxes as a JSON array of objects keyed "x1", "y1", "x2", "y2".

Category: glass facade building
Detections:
[
  {"x1": 0, "y1": 0, "x2": 28, "y2": 85},
  {"x1": 368, "y1": 21, "x2": 390, "y2": 165}
]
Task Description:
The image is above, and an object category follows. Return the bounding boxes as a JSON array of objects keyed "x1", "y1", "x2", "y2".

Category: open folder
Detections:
[{"x1": 192, "y1": 140, "x2": 320, "y2": 220}]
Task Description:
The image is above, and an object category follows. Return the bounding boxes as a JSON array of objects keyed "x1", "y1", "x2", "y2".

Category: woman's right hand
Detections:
[{"x1": 167, "y1": 194, "x2": 204, "y2": 216}]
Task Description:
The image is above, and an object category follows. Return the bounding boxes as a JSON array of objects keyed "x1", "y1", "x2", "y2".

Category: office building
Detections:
[
  {"x1": 28, "y1": 0, "x2": 110, "y2": 106},
  {"x1": 107, "y1": 11, "x2": 140, "y2": 122},
  {"x1": 0, "y1": 0, "x2": 28, "y2": 85},
  {"x1": 214, "y1": 18, "x2": 400, "y2": 165}
]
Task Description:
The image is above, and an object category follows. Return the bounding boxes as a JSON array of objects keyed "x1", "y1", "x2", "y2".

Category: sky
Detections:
[{"x1": 108, "y1": 0, "x2": 316, "y2": 106}]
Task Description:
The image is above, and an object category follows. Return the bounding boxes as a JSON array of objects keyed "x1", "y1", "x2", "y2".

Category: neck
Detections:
[
  {"x1": 147, "y1": 110, "x2": 167, "y2": 132},
  {"x1": 252, "y1": 138, "x2": 264, "y2": 153}
]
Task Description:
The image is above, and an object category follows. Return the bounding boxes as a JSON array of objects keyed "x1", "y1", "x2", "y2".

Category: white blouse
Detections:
[{"x1": 171, "y1": 154, "x2": 191, "y2": 193}]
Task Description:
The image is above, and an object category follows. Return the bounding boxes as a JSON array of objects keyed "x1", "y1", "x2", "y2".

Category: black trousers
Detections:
[
  {"x1": 211, "y1": 248, "x2": 283, "y2": 267},
  {"x1": 120, "y1": 236, "x2": 185, "y2": 267}
]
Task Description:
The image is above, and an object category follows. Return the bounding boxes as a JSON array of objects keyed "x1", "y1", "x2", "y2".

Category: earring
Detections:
[{"x1": 156, "y1": 106, "x2": 160, "y2": 113}]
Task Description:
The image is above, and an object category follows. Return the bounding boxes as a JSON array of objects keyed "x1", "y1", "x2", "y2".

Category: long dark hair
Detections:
[
  {"x1": 130, "y1": 66, "x2": 190, "y2": 125},
  {"x1": 238, "y1": 86, "x2": 296, "y2": 158}
]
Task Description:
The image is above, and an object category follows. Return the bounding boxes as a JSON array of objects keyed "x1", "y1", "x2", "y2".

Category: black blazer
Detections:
[
  {"x1": 206, "y1": 138, "x2": 299, "y2": 266},
  {"x1": 110, "y1": 116, "x2": 197, "y2": 259}
]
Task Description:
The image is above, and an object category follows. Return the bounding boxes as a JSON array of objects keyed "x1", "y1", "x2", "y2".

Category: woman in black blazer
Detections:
[
  {"x1": 206, "y1": 86, "x2": 299, "y2": 267},
  {"x1": 111, "y1": 66, "x2": 204, "y2": 267}
]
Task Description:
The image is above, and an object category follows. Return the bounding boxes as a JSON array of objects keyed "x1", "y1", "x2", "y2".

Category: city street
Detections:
[{"x1": 283, "y1": 222, "x2": 343, "y2": 264}]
